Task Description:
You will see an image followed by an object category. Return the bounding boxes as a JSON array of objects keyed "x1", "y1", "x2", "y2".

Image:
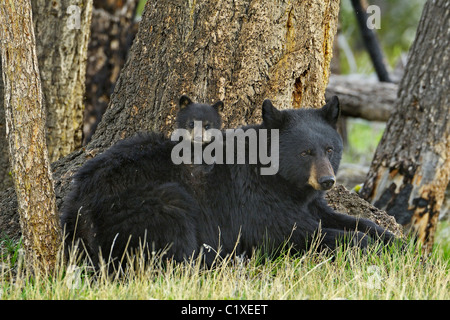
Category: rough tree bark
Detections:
[
  {"x1": 0, "y1": 0, "x2": 93, "y2": 192},
  {"x1": 0, "y1": 60, "x2": 12, "y2": 190},
  {"x1": 89, "y1": 0, "x2": 341, "y2": 147},
  {"x1": 0, "y1": 0, "x2": 402, "y2": 240},
  {"x1": 361, "y1": 0, "x2": 449, "y2": 252},
  {"x1": 0, "y1": 0, "x2": 60, "y2": 271},
  {"x1": 31, "y1": 0, "x2": 93, "y2": 162}
]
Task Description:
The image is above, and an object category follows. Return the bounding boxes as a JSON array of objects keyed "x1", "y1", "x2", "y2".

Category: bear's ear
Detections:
[
  {"x1": 321, "y1": 96, "x2": 340, "y2": 127},
  {"x1": 211, "y1": 100, "x2": 224, "y2": 113},
  {"x1": 262, "y1": 99, "x2": 284, "y2": 128},
  {"x1": 179, "y1": 95, "x2": 193, "y2": 109}
]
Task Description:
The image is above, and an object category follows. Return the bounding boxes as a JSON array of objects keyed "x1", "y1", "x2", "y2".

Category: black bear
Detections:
[
  {"x1": 174, "y1": 95, "x2": 223, "y2": 173},
  {"x1": 61, "y1": 96, "x2": 396, "y2": 267},
  {"x1": 175, "y1": 95, "x2": 223, "y2": 143}
]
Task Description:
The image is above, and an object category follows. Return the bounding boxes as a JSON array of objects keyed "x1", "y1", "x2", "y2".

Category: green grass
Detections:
[
  {"x1": 342, "y1": 119, "x2": 385, "y2": 166},
  {"x1": 1, "y1": 236, "x2": 448, "y2": 300},
  {"x1": 436, "y1": 221, "x2": 450, "y2": 260}
]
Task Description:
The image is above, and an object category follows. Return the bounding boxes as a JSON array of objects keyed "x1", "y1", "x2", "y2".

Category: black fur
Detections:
[
  {"x1": 176, "y1": 95, "x2": 223, "y2": 137},
  {"x1": 61, "y1": 97, "x2": 396, "y2": 267}
]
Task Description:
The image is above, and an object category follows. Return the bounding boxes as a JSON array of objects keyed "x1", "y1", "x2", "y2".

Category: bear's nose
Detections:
[{"x1": 318, "y1": 176, "x2": 335, "y2": 190}]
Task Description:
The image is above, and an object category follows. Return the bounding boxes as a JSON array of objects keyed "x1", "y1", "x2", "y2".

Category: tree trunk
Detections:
[
  {"x1": 0, "y1": 0, "x2": 93, "y2": 192},
  {"x1": 0, "y1": 0, "x2": 401, "y2": 241},
  {"x1": 0, "y1": 0, "x2": 60, "y2": 271},
  {"x1": 360, "y1": 0, "x2": 450, "y2": 252},
  {"x1": 350, "y1": 0, "x2": 391, "y2": 82},
  {"x1": 89, "y1": 0, "x2": 341, "y2": 148},
  {"x1": 0, "y1": 60, "x2": 13, "y2": 191},
  {"x1": 31, "y1": 0, "x2": 93, "y2": 162}
]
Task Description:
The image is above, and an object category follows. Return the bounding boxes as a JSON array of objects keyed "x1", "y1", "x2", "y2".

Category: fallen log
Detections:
[{"x1": 325, "y1": 74, "x2": 398, "y2": 122}]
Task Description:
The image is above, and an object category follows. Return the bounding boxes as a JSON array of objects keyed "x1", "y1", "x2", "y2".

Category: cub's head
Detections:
[
  {"x1": 176, "y1": 95, "x2": 223, "y2": 143},
  {"x1": 262, "y1": 96, "x2": 343, "y2": 191}
]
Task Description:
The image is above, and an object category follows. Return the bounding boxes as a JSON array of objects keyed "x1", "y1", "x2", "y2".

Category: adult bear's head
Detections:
[{"x1": 261, "y1": 96, "x2": 343, "y2": 192}]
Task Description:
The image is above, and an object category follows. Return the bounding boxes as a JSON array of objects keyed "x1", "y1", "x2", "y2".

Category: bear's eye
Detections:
[
  {"x1": 189, "y1": 121, "x2": 195, "y2": 128},
  {"x1": 326, "y1": 147, "x2": 333, "y2": 157},
  {"x1": 300, "y1": 150, "x2": 311, "y2": 157}
]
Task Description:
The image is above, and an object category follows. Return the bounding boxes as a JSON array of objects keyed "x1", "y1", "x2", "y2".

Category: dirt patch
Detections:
[{"x1": 325, "y1": 184, "x2": 403, "y2": 237}]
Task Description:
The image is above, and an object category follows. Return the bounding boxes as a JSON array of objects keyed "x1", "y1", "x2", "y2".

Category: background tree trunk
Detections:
[
  {"x1": 0, "y1": 0, "x2": 60, "y2": 271},
  {"x1": 360, "y1": 0, "x2": 449, "y2": 252},
  {"x1": 0, "y1": 60, "x2": 13, "y2": 190},
  {"x1": 350, "y1": 0, "x2": 391, "y2": 82},
  {"x1": 83, "y1": 0, "x2": 138, "y2": 145},
  {"x1": 0, "y1": 0, "x2": 402, "y2": 240},
  {"x1": 0, "y1": 0, "x2": 93, "y2": 192},
  {"x1": 31, "y1": 0, "x2": 93, "y2": 162}
]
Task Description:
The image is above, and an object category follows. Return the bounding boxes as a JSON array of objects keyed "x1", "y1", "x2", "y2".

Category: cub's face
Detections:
[
  {"x1": 262, "y1": 97, "x2": 343, "y2": 191},
  {"x1": 176, "y1": 95, "x2": 223, "y2": 143}
]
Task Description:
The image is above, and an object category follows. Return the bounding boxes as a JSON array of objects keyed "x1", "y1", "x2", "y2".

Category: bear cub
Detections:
[
  {"x1": 175, "y1": 95, "x2": 223, "y2": 173},
  {"x1": 175, "y1": 95, "x2": 223, "y2": 143}
]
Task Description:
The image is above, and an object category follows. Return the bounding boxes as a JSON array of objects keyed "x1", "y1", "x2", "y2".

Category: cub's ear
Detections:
[
  {"x1": 262, "y1": 99, "x2": 284, "y2": 128},
  {"x1": 179, "y1": 95, "x2": 193, "y2": 109},
  {"x1": 321, "y1": 96, "x2": 340, "y2": 127},
  {"x1": 211, "y1": 100, "x2": 224, "y2": 113}
]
